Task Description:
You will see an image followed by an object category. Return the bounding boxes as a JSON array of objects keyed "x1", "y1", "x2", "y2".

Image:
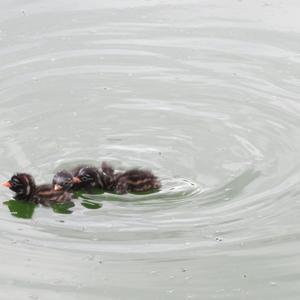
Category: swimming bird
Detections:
[{"x1": 100, "y1": 162, "x2": 161, "y2": 194}]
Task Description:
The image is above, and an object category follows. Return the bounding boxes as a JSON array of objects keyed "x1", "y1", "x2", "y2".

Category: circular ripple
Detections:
[{"x1": 1, "y1": 2, "x2": 300, "y2": 298}]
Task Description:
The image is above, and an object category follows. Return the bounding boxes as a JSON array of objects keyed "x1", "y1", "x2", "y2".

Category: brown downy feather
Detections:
[
  {"x1": 100, "y1": 163, "x2": 161, "y2": 194},
  {"x1": 115, "y1": 169, "x2": 161, "y2": 194}
]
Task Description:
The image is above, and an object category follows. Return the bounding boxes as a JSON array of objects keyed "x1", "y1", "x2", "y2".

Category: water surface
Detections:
[{"x1": 1, "y1": 0, "x2": 300, "y2": 299}]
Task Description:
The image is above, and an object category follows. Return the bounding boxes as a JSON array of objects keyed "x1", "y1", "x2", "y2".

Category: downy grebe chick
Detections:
[
  {"x1": 3, "y1": 173, "x2": 73, "y2": 206},
  {"x1": 100, "y1": 162, "x2": 161, "y2": 194},
  {"x1": 53, "y1": 166, "x2": 103, "y2": 192},
  {"x1": 73, "y1": 166, "x2": 104, "y2": 191},
  {"x1": 52, "y1": 170, "x2": 78, "y2": 192},
  {"x1": 115, "y1": 169, "x2": 161, "y2": 194}
]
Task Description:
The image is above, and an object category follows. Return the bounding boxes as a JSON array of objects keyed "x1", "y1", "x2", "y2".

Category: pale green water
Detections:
[{"x1": 1, "y1": 0, "x2": 300, "y2": 299}]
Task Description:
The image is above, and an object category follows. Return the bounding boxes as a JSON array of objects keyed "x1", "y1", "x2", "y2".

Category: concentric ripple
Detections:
[{"x1": 0, "y1": 1, "x2": 300, "y2": 299}]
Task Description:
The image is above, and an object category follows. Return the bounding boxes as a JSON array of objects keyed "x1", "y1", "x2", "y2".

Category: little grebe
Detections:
[{"x1": 100, "y1": 162, "x2": 161, "y2": 194}]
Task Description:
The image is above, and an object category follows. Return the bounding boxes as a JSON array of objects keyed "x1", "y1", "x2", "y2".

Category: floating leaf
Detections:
[
  {"x1": 51, "y1": 201, "x2": 75, "y2": 214},
  {"x1": 4, "y1": 199, "x2": 36, "y2": 219},
  {"x1": 81, "y1": 200, "x2": 102, "y2": 210}
]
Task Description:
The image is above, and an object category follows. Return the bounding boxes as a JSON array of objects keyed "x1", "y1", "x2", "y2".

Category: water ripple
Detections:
[{"x1": 1, "y1": 1, "x2": 300, "y2": 298}]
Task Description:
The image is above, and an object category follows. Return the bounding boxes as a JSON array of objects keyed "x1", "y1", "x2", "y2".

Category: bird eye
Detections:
[
  {"x1": 64, "y1": 180, "x2": 72, "y2": 186},
  {"x1": 11, "y1": 178, "x2": 21, "y2": 186},
  {"x1": 84, "y1": 174, "x2": 93, "y2": 181}
]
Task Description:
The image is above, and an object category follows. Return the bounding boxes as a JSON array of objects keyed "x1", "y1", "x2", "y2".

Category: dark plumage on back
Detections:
[
  {"x1": 100, "y1": 161, "x2": 117, "y2": 191},
  {"x1": 100, "y1": 162, "x2": 161, "y2": 194},
  {"x1": 115, "y1": 169, "x2": 161, "y2": 194}
]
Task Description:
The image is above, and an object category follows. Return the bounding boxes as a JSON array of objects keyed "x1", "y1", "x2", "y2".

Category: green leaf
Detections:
[
  {"x1": 51, "y1": 201, "x2": 75, "y2": 214},
  {"x1": 4, "y1": 199, "x2": 36, "y2": 219},
  {"x1": 81, "y1": 200, "x2": 102, "y2": 209}
]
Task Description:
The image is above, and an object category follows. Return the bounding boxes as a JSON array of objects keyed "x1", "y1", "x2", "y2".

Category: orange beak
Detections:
[
  {"x1": 2, "y1": 181, "x2": 12, "y2": 188},
  {"x1": 73, "y1": 177, "x2": 81, "y2": 184},
  {"x1": 54, "y1": 184, "x2": 63, "y2": 191}
]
